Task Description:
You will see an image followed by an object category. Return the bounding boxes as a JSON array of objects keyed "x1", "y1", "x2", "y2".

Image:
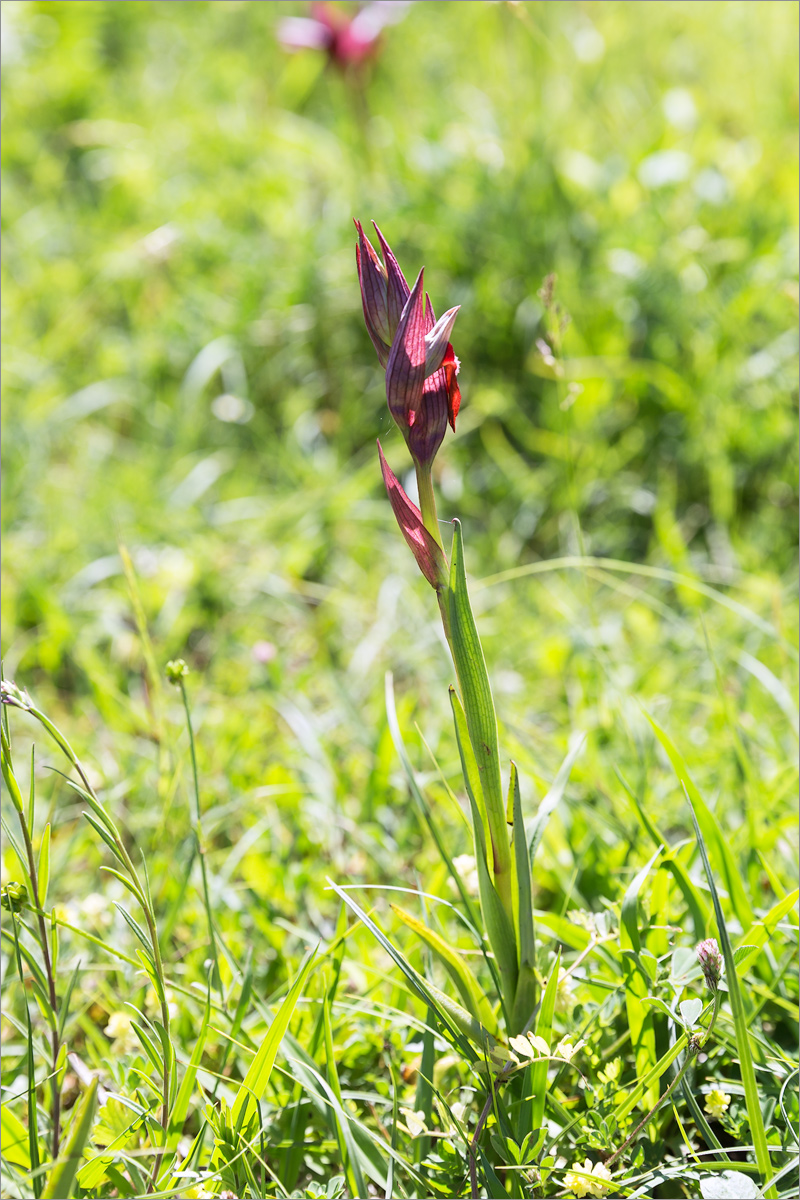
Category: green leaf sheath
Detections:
[{"x1": 450, "y1": 689, "x2": 518, "y2": 1018}]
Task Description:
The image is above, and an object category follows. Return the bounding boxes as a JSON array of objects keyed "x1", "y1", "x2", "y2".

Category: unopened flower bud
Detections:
[
  {"x1": 354, "y1": 219, "x2": 410, "y2": 366},
  {"x1": 1, "y1": 882, "x2": 28, "y2": 912},
  {"x1": 165, "y1": 659, "x2": 189, "y2": 685},
  {"x1": 0, "y1": 680, "x2": 32, "y2": 711},
  {"x1": 696, "y1": 937, "x2": 723, "y2": 992}
]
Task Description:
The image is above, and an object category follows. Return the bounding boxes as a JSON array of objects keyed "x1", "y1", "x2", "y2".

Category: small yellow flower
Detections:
[
  {"x1": 564, "y1": 1158, "x2": 613, "y2": 1198},
  {"x1": 704, "y1": 1087, "x2": 731, "y2": 1119},
  {"x1": 104, "y1": 1011, "x2": 136, "y2": 1053}
]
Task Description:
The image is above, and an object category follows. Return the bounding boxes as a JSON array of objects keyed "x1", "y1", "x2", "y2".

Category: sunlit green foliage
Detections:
[{"x1": 1, "y1": 2, "x2": 797, "y2": 1197}]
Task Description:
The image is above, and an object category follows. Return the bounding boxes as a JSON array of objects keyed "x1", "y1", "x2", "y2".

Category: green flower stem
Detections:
[
  {"x1": 415, "y1": 460, "x2": 445, "y2": 552},
  {"x1": 177, "y1": 676, "x2": 221, "y2": 999},
  {"x1": 15, "y1": 796, "x2": 61, "y2": 1160},
  {"x1": 607, "y1": 993, "x2": 720, "y2": 1171},
  {"x1": 606, "y1": 1039, "x2": 698, "y2": 1169}
]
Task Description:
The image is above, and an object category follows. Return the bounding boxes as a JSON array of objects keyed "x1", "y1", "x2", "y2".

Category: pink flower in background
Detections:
[
  {"x1": 278, "y1": 2, "x2": 409, "y2": 70},
  {"x1": 252, "y1": 640, "x2": 277, "y2": 664}
]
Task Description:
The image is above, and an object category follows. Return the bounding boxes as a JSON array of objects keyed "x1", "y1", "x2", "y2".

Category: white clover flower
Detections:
[
  {"x1": 400, "y1": 1107, "x2": 428, "y2": 1138},
  {"x1": 451, "y1": 854, "x2": 480, "y2": 897}
]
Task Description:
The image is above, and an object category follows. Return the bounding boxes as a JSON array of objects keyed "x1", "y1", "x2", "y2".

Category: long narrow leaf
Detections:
[
  {"x1": 528, "y1": 734, "x2": 586, "y2": 864},
  {"x1": 231, "y1": 948, "x2": 316, "y2": 1128},
  {"x1": 386, "y1": 674, "x2": 480, "y2": 930},
  {"x1": 647, "y1": 713, "x2": 754, "y2": 928},
  {"x1": 530, "y1": 947, "x2": 561, "y2": 1130},
  {"x1": 734, "y1": 889, "x2": 799, "y2": 974},
  {"x1": 391, "y1": 904, "x2": 498, "y2": 1034},
  {"x1": 616, "y1": 766, "x2": 708, "y2": 940},
  {"x1": 42, "y1": 1077, "x2": 98, "y2": 1200},
  {"x1": 450, "y1": 686, "x2": 517, "y2": 1017},
  {"x1": 323, "y1": 986, "x2": 368, "y2": 1200},
  {"x1": 510, "y1": 763, "x2": 536, "y2": 1034},
  {"x1": 36, "y1": 824, "x2": 51, "y2": 909},
  {"x1": 327, "y1": 878, "x2": 502, "y2": 1066},
  {"x1": 448, "y1": 520, "x2": 512, "y2": 915},
  {"x1": 620, "y1": 846, "x2": 662, "y2": 1109}
]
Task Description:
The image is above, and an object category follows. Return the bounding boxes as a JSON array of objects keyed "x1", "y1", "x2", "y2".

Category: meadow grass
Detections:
[{"x1": 1, "y1": 2, "x2": 798, "y2": 1198}]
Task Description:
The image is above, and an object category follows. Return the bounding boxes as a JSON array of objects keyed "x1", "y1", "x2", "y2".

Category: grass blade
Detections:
[
  {"x1": 231, "y1": 947, "x2": 316, "y2": 1129},
  {"x1": 327, "y1": 878, "x2": 500, "y2": 1065},
  {"x1": 36, "y1": 824, "x2": 50, "y2": 909},
  {"x1": 510, "y1": 762, "x2": 536, "y2": 1035},
  {"x1": 527, "y1": 734, "x2": 586, "y2": 865},
  {"x1": 391, "y1": 903, "x2": 499, "y2": 1034},
  {"x1": 647, "y1": 713, "x2": 754, "y2": 928},
  {"x1": 616, "y1": 766, "x2": 709, "y2": 940},
  {"x1": 530, "y1": 947, "x2": 560, "y2": 1130},
  {"x1": 620, "y1": 846, "x2": 662, "y2": 1109},
  {"x1": 42, "y1": 1076, "x2": 98, "y2": 1200},
  {"x1": 323, "y1": 983, "x2": 368, "y2": 1200},
  {"x1": 685, "y1": 788, "x2": 775, "y2": 1198}
]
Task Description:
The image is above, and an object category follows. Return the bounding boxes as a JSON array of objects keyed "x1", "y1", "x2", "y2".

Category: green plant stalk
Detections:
[
  {"x1": 4, "y1": 696, "x2": 173, "y2": 1189},
  {"x1": 177, "y1": 676, "x2": 221, "y2": 997},
  {"x1": 9, "y1": 910, "x2": 42, "y2": 1197},
  {"x1": 606, "y1": 1041, "x2": 697, "y2": 1169},
  {"x1": 414, "y1": 459, "x2": 445, "y2": 552},
  {"x1": 402, "y1": 475, "x2": 519, "y2": 1012},
  {"x1": 2, "y1": 729, "x2": 62, "y2": 1160},
  {"x1": 16, "y1": 800, "x2": 62, "y2": 1160},
  {"x1": 607, "y1": 981, "x2": 721, "y2": 1168}
]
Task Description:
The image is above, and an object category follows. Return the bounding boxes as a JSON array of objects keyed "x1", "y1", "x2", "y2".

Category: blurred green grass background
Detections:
[{"x1": 1, "y1": 0, "x2": 798, "y2": 1005}]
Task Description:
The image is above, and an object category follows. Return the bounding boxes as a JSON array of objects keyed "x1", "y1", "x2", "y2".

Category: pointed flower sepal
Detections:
[
  {"x1": 378, "y1": 442, "x2": 448, "y2": 590},
  {"x1": 354, "y1": 219, "x2": 411, "y2": 367}
]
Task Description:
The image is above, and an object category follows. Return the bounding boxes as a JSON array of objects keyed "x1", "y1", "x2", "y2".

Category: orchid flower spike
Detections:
[{"x1": 354, "y1": 220, "x2": 462, "y2": 462}]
